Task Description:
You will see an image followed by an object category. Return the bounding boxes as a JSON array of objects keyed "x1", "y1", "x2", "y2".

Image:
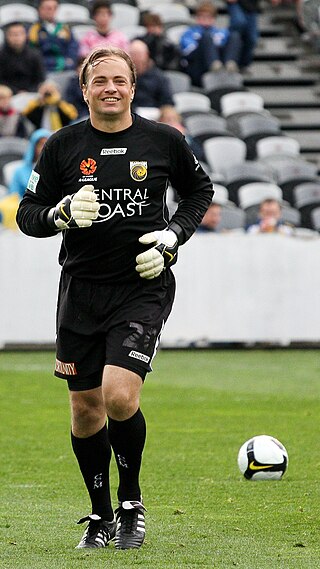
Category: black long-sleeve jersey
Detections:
[{"x1": 17, "y1": 114, "x2": 214, "y2": 283}]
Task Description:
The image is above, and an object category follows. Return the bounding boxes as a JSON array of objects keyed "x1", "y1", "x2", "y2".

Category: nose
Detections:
[{"x1": 103, "y1": 80, "x2": 116, "y2": 92}]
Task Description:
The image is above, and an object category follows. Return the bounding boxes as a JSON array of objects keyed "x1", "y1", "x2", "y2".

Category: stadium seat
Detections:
[
  {"x1": 220, "y1": 91, "x2": 265, "y2": 117},
  {"x1": 71, "y1": 24, "x2": 95, "y2": 42},
  {"x1": 238, "y1": 181, "x2": 283, "y2": 210},
  {"x1": 293, "y1": 182, "x2": 320, "y2": 227},
  {"x1": 184, "y1": 113, "x2": 232, "y2": 143},
  {"x1": 202, "y1": 71, "x2": 245, "y2": 113},
  {"x1": 256, "y1": 136, "x2": 300, "y2": 160},
  {"x1": 220, "y1": 160, "x2": 275, "y2": 204},
  {"x1": 173, "y1": 91, "x2": 211, "y2": 114},
  {"x1": 150, "y1": 4, "x2": 192, "y2": 26},
  {"x1": 56, "y1": 3, "x2": 90, "y2": 24},
  {"x1": 166, "y1": 24, "x2": 189, "y2": 45},
  {"x1": 218, "y1": 203, "x2": 246, "y2": 231},
  {"x1": 163, "y1": 70, "x2": 191, "y2": 94},
  {"x1": 235, "y1": 114, "x2": 282, "y2": 159},
  {"x1": 0, "y1": 3, "x2": 37, "y2": 26},
  {"x1": 46, "y1": 70, "x2": 76, "y2": 97},
  {"x1": 0, "y1": 137, "x2": 29, "y2": 186},
  {"x1": 111, "y1": 3, "x2": 140, "y2": 28},
  {"x1": 119, "y1": 24, "x2": 146, "y2": 40},
  {"x1": 203, "y1": 136, "x2": 246, "y2": 174}
]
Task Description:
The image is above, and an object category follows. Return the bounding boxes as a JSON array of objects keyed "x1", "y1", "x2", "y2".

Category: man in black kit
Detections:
[{"x1": 16, "y1": 47, "x2": 214, "y2": 551}]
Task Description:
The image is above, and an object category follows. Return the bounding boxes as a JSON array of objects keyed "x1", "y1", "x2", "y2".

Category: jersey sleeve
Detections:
[
  {"x1": 167, "y1": 132, "x2": 214, "y2": 244},
  {"x1": 16, "y1": 138, "x2": 62, "y2": 238}
]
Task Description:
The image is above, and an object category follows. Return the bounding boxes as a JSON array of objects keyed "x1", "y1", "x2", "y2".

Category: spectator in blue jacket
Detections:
[
  {"x1": 8, "y1": 128, "x2": 51, "y2": 199},
  {"x1": 180, "y1": 1, "x2": 242, "y2": 86},
  {"x1": 28, "y1": 0, "x2": 79, "y2": 72}
]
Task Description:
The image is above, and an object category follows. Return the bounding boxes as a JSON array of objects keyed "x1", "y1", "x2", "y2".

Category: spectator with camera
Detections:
[{"x1": 22, "y1": 80, "x2": 78, "y2": 131}]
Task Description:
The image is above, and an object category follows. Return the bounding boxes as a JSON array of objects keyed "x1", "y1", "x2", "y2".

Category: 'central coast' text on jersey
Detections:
[{"x1": 17, "y1": 114, "x2": 214, "y2": 282}]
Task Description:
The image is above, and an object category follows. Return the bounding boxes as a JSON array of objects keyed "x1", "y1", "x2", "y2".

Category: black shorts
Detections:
[{"x1": 55, "y1": 270, "x2": 175, "y2": 391}]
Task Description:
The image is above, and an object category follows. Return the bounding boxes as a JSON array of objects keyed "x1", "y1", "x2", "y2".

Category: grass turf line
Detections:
[{"x1": 0, "y1": 349, "x2": 320, "y2": 568}]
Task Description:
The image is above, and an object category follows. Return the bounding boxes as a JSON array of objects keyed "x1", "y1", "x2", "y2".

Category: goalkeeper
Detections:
[{"x1": 16, "y1": 47, "x2": 213, "y2": 551}]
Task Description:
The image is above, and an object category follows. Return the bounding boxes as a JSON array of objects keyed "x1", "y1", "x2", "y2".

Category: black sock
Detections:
[
  {"x1": 108, "y1": 409, "x2": 146, "y2": 503},
  {"x1": 71, "y1": 425, "x2": 114, "y2": 521}
]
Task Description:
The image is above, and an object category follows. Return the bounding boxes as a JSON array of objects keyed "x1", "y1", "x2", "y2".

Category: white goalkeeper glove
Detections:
[
  {"x1": 48, "y1": 185, "x2": 100, "y2": 230},
  {"x1": 136, "y1": 229, "x2": 178, "y2": 279}
]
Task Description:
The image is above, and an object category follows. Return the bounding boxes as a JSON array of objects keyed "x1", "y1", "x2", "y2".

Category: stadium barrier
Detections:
[{"x1": 1, "y1": 231, "x2": 320, "y2": 348}]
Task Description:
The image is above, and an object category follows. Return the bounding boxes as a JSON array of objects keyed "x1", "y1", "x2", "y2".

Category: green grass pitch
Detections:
[{"x1": 1, "y1": 349, "x2": 320, "y2": 568}]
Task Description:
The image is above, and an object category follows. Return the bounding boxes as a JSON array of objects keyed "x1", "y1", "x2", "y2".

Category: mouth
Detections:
[{"x1": 101, "y1": 97, "x2": 119, "y2": 103}]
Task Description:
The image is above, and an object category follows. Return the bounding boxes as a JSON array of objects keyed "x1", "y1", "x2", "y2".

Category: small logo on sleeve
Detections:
[{"x1": 27, "y1": 170, "x2": 40, "y2": 193}]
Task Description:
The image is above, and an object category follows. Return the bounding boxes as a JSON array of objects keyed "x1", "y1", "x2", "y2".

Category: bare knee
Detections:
[
  {"x1": 70, "y1": 387, "x2": 106, "y2": 437},
  {"x1": 103, "y1": 366, "x2": 142, "y2": 421}
]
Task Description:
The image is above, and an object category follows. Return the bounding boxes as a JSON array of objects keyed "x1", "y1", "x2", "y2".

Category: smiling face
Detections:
[{"x1": 82, "y1": 55, "x2": 135, "y2": 131}]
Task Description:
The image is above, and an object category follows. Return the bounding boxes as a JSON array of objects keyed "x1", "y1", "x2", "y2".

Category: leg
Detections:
[
  {"x1": 102, "y1": 365, "x2": 146, "y2": 549},
  {"x1": 102, "y1": 365, "x2": 145, "y2": 501},
  {"x1": 223, "y1": 30, "x2": 242, "y2": 64},
  {"x1": 69, "y1": 387, "x2": 115, "y2": 521},
  {"x1": 183, "y1": 31, "x2": 221, "y2": 86},
  {"x1": 240, "y1": 11, "x2": 259, "y2": 67}
]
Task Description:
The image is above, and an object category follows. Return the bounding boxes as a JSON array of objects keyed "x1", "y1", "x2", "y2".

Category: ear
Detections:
[{"x1": 82, "y1": 86, "x2": 88, "y2": 105}]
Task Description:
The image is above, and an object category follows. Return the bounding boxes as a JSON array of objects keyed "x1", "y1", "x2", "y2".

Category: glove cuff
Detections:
[
  {"x1": 47, "y1": 207, "x2": 60, "y2": 231},
  {"x1": 168, "y1": 221, "x2": 184, "y2": 245}
]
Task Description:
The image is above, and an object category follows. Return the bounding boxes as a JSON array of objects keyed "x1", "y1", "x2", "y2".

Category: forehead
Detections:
[{"x1": 88, "y1": 56, "x2": 131, "y2": 80}]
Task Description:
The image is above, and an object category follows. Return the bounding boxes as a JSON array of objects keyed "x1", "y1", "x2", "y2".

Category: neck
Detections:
[{"x1": 90, "y1": 111, "x2": 133, "y2": 133}]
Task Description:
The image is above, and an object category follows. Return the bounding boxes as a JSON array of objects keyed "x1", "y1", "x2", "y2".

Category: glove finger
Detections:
[
  {"x1": 137, "y1": 265, "x2": 163, "y2": 279},
  {"x1": 136, "y1": 247, "x2": 162, "y2": 265},
  {"x1": 72, "y1": 200, "x2": 100, "y2": 212},
  {"x1": 72, "y1": 209, "x2": 99, "y2": 220},
  {"x1": 75, "y1": 219, "x2": 93, "y2": 228},
  {"x1": 138, "y1": 232, "x2": 158, "y2": 245},
  {"x1": 74, "y1": 190, "x2": 98, "y2": 203},
  {"x1": 79, "y1": 184, "x2": 95, "y2": 194}
]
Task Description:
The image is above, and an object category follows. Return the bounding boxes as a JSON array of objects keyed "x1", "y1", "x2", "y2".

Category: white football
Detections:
[{"x1": 237, "y1": 435, "x2": 288, "y2": 480}]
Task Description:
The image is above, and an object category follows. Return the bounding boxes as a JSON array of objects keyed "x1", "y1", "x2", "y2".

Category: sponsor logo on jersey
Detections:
[
  {"x1": 55, "y1": 358, "x2": 77, "y2": 375},
  {"x1": 128, "y1": 350, "x2": 150, "y2": 364},
  {"x1": 80, "y1": 158, "x2": 97, "y2": 176},
  {"x1": 100, "y1": 148, "x2": 127, "y2": 155},
  {"x1": 94, "y1": 187, "x2": 150, "y2": 222},
  {"x1": 27, "y1": 170, "x2": 40, "y2": 193},
  {"x1": 130, "y1": 161, "x2": 147, "y2": 181}
]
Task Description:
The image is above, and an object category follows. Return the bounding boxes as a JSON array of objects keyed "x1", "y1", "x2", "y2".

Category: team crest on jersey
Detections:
[
  {"x1": 130, "y1": 161, "x2": 147, "y2": 181},
  {"x1": 80, "y1": 158, "x2": 97, "y2": 176}
]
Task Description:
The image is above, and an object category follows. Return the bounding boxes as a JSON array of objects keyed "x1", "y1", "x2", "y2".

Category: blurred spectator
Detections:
[
  {"x1": 129, "y1": 39, "x2": 174, "y2": 112},
  {"x1": 180, "y1": 1, "x2": 242, "y2": 86},
  {"x1": 197, "y1": 202, "x2": 222, "y2": 232},
  {"x1": 246, "y1": 199, "x2": 293, "y2": 234},
  {"x1": 138, "y1": 13, "x2": 182, "y2": 71},
  {"x1": 28, "y1": 0, "x2": 79, "y2": 72},
  {"x1": 226, "y1": 0, "x2": 281, "y2": 71},
  {"x1": 9, "y1": 128, "x2": 51, "y2": 199},
  {"x1": 158, "y1": 105, "x2": 205, "y2": 161},
  {"x1": 22, "y1": 80, "x2": 78, "y2": 130},
  {"x1": 0, "y1": 22, "x2": 45, "y2": 94},
  {"x1": 65, "y1": 56, "x2": 89, "y2": 119},
  {"x1": 0, "y1": 85, "x2": 27, "y2": 137},
  {"x1": 79, "y1": 0, "x2": 130, "y2": 58}
]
